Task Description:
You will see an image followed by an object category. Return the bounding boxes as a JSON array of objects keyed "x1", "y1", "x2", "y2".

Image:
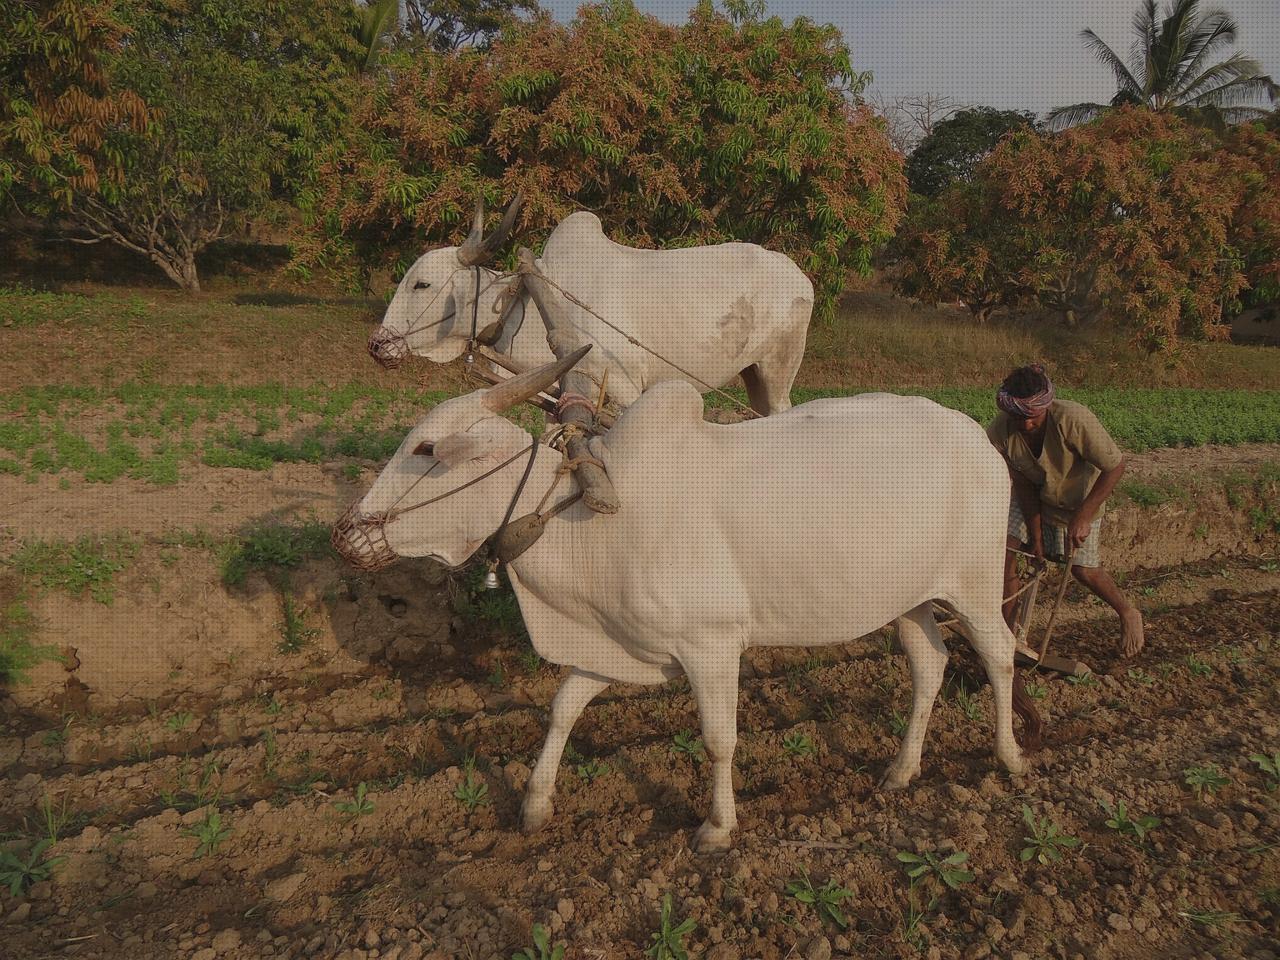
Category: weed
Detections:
[
  {"x1": 1183, "y1": 764, "x2": 1230, "y2": 801},
  {"x1": 341, "y1": 463, "x2": 363, "y2": 482},
  {"x1": 1120, "y1": 481, "x2": 1173, "y2": 507},
  {"x1": 0, "y1": 839, "x2": 65, "y2": 895},
  {"x1": 646, "y1": 893, "x2": 696, "y2": 960},
  {"x1": 511, "y1": 923, "x2": 565, "y2": 960},
  {"x1": 334, "y1": 782, "x2": 375, "y2": 818},
  {"x1": 1185, "y1": 654, "x2": 1213, "y2": 678},
  {"x1": 1025, "y1": 680, "x2": 1048, "y2": 700},
  {"x1": 165, "y1": 711, "x2": 194, "y2": 732},
  {"x1": 486, "y1": 662, "x2": 507, "y2": 690},
  {"x1": 159, "y1": 758, "x2": 222, "y2": 812},
  {"x1": 818, "y1": 697, "x2": 839, "y2": 722},
  {"x1": 1177, "y1": 907, "x2": 1242, "y2": 930},
  {"x1": 0, "y1": 594, "x2": 59, "y2": 685},
  {"x1": 1067, "y1": 673, "x2": 1098, "y2": 688},
  {"x1": 183, "y1": 809, "x2": 231, "y2": 859},
  {"x1": 1019, "y1": 804, "x2": 1081, "y2": 865},
  {"x1": 785, "y1": 866, "x2": 852, "y2": 929},
  {"x1": 37, "y1": 793, "x2": 72, "y2": 844},
  {"x1": 574, "y1": 757, "x2": 609, "y2": 784},
  {"x1": 454, "y1": 770, "x2": 489, "y2": 813},
  {"x1": 671, "y1": 730, "x2": 706, "y2": 763},
  {"x1": 220, "y1": 520, "x2": 332, "y2": 587},
  {"x1": 9, "y1": 534, "x2": 137, "y2": 604},
  {"x1": 887, "y1": 711, "x2": 908, "y2": 737},
  {"x1": 277, "y1": 594, "x2": 319, "y2": 654},
  {"x1": 953, "y1": 687, "x2": 983, "y2": 721},
  {"x1": 264, "y1": 696, "x2": 284, "y2": 717},
  {"x1": 1249, "y1": 751, "x2": 1279, "y2": 791},
  {"x1": 1101, "y1": 799, "x2": 1161, "y2": 841},
  {"x1": 896, "y1": 849, "x2": 975, "y2": 890},
  {"x1": 518, "y1": 645, "x2": 542, "y2": 674},
  {"x1": 782, "y1": 732, "x2": 816, "y2": 759},
  {"x1": 1126, "y1": 667, "x2": 1155, "y2": 686}
]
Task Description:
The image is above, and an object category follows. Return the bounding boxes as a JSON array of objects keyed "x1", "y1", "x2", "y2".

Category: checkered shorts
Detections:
[{"x1": 1008, "y1": 497, "x2": 1101, "y2": 568}]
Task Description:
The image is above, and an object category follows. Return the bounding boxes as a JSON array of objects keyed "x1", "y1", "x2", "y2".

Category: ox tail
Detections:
[{"x1": 1011, "y1": 668, "x2": 1043, "y2": 752}]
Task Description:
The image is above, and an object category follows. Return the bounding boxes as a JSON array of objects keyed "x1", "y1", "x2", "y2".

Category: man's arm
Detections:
[{"x1": 1069, "y1": 456, "x2": 1126, "y2": 548}]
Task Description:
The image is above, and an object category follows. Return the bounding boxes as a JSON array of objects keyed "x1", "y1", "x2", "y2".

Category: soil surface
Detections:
[{"x1": 1, "y1": 447, "x2": 1278, "y2": 960}]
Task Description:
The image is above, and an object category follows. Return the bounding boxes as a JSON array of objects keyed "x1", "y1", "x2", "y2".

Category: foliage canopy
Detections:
[{"x1": 300, "y1": 0, "x2": 906, "y2": 319}]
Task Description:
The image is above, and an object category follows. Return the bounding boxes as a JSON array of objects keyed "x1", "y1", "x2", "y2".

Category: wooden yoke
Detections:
[{"x1": 517, "y1": 247, "x2": 621, "y2": 515}]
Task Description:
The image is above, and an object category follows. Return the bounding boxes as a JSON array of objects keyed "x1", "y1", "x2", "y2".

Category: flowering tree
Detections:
[{"x1": 298, "y1": 0, "x2": 906, "y2": 319}]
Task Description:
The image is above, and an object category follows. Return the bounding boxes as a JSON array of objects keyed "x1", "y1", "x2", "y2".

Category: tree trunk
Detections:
[{"x1": 149, "y1": 249, "x2": 200, "y2": 291}]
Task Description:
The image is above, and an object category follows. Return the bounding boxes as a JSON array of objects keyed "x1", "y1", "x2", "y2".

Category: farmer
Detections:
[{"x1": 988, "y1": 364, "x2": 1145, "y2": 657}]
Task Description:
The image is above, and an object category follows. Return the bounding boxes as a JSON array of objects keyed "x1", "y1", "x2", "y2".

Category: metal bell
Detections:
[{"x1": 483, "y1": 567, "x2": 500, "y2": 590}]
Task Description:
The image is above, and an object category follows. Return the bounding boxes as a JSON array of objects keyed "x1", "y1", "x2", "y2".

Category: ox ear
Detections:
[
  {"x1": 481, "y1": 344, "x2": 592, "y2": 412},
  {"x1": 431, "y1": 431, "x2": 499, "y2": 467}
]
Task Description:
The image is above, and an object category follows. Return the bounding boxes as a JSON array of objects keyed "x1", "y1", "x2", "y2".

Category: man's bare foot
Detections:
[{"x1": 1119, "y1": 606, "x2": 1145, "y2": 657}]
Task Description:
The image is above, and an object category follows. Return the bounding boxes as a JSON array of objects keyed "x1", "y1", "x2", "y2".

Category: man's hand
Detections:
[{"x1": 1067, "y1": 510, "x2": 1094, "y2": 549}]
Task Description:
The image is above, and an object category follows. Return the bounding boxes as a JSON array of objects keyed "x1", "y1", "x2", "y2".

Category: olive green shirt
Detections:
[{"x1": 987, "y1": 399, "x2": 1124, "y2": 525}]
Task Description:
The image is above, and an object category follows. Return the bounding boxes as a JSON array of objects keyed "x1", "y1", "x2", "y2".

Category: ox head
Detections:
[
  {"x1": 368, "y1": 194, "x2": 524, "y2": 369},
  {"x1": 333, "y1": 345, "x2": 590, "y2": 571}
]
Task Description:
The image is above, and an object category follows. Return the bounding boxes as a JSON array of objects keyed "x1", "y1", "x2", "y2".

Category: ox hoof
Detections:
[
  {"x1": 692, "y1": 820, "x2": 734, "y2": 853},
  {"x1": 520, "y1": 796, "x2": 553, "y2": 834},
  {"x1": 1002, "y1": 752, "x2": 1030, "y2": 777},
  {"x1": 877, "y1": 765, "x2": 917, "y2": 791}
]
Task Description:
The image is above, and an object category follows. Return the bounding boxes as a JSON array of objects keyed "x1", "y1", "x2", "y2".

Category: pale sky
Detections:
[{"x1": 539, "y1": 0, "x2": 1280, "y2": 120}]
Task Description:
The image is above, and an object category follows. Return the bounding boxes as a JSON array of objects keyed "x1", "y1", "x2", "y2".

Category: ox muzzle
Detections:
[
  {"x1": 367, "y1": 329, "x2": 410, "y2": 369},
  {"x1": 331, "y1": 502, "x2": 399, "y2": 572}
]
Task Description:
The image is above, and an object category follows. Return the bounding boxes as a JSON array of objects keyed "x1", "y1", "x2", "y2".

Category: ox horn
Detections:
[
  {"x1": 456, "y1": 193, "x2": 523, "y2": 267},
  {"x1": 481, "y1": 343, "x2": 592, "y2": 412}
]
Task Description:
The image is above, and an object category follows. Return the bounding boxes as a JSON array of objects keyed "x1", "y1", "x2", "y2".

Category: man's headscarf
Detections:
[{"x1": 996, "y1": 363, "x2": 1055, "y2": 418}]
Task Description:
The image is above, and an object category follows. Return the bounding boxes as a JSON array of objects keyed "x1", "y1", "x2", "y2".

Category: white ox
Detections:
[
  {"x1": 332, "y1": 354, "x2": 1029, "y2": 851},
  {"x1": 366, "y1": 200, "x2": 814, "y2": 414}
]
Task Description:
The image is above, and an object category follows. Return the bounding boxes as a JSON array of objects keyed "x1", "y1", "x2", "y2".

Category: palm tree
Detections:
[
  {"x1": 354, "y1": 0, "x2": 400, "y2": 74},
  {"x1": 1048, "y1": 0, "x2": 1277, "y2": 129}
]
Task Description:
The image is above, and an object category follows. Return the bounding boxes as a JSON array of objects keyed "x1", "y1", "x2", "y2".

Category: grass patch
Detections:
[
  {"x1": 0, "y1": 284, "x2": 147, "y2": 327},
  {"x1": 220, "y1": 520, "x2": 333, "y2": 587},
  {"x1": 0, "y1": 593, "x2": 59, "y2": 685},
  {"x1": 8, "y1": 534, "x2": 137, "y2": 604},
  {"x1": 1119, "y1": 480, "x2": 1181, "y2": 508}
]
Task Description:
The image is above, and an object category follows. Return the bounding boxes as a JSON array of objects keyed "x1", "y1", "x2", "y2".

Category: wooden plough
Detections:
[{"x1": 1008, "y1": 547, "x2": 1091, "y2": 677}]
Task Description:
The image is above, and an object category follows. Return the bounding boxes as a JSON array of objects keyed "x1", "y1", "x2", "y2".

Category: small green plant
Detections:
[
  {"x1": 1248, "y1": 751, "x2": 1279, "y2": 791},
  {"x1": 1067, "y1": 673, "x2": 1097, "y2": 687},
  {"x1": 511, "y1": 923, "x2": 565, "y2": 960},
  {"x1": 454, "y1": 770, "x2": 489, "y2": 812},
  {"x1": 518, "y1": 645, "x2": 542, "y2": 674},
  {"x1": 1126, "y1": 667, "x2": 1155, "y2": 686},
  {"x1": 574, "y1": 757, "x2": 609, "y2": 784},
  {"x1": 953, "y1": 687, "x2": 983, "y2": 721},
  {"x1": 220, "y1": 520, "x2": 333, "y2": 587},
  {"x1": 1100, "y1": 799, "x2": 1161, "y2": 841},
  {"x1": 896, "y1": 849, "x2": 975, "y2": 890},
  {"x1": 277, "y1": 594, "x2": 319, "y2": 654},
  {"x1": 646, "y1": 893, "x2": 697, "y2": 960},
  {"x1": 1184, "y1": 764, "x2": 1230, "y2": 801},
  {"x1": 1177, "y1": 907, "x2": 1242, "y2": 930},
  {"x1": 785, "y1": 866, "x2": 852, "y2": 929},
  {"x1": 264, "y1": 696, "x2": 283, "y2": 716},
  {"x1": 1019, "y1": 804, "x2": 1081, "y2": 865},
  {"x1": 1185, "y1": 654, "x2": 1213, "y2": 678},
  {"x1": 0, "y1": 839, "x2": 66, "y2": 895},
  {"x1": 487, "y1": 662, "x2": 507, "y2": 690},
  {"x1": 165, "y1": 711, "x2": 194, "y2": 732},
  {"x1": 887, "y1": 711, "x2": 908, "y2": 737},
  {"x1": 1025, "y1": 680, "x2": 1048, "y2": 700},
  {"x1": 782, "y1": 732, "x2": 816, "y2": 758},
  {"x1": 341, "y1": 463, "x2": 362, "y2": 482},
  {"x1": 671, "y1": 730, "x2": 705, "y2": 763},
  {"x1": 334, "y1": 782, "x2": 375, "y2": 818},
  {"x1": 183, "y1": 809, "x2": 231, "y2": 859},
  {"x1": 159, "y1": 758, "x2": 222, "y2": 812},
  {"x1": 0, "y1": 594, "x2": 60, "y2": 685},
  {"x1": 9, "y1": 534, "x2": 137, "y2": 604},
  {"x1": 37, "y1": 793, "x2": 72, "y2": 844}
]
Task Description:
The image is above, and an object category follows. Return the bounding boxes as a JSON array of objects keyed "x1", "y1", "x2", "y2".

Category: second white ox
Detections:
[
  {"x1": 332, "y1": 353, "x2": 1029, "y2": 851},
  {"x1": 367, "y1": 200, "x2": 814, "y2": 414}
]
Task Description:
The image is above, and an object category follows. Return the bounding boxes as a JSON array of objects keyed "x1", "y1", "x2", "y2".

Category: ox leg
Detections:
[
  {"x1": 521, "y1": 668, "x2": 610, "y2": 833},
  {"x1": 880, "y1": 603, "x2": 949, "y2": 790},
  {"x1": 683, "y1": 650, "x2": 741, "y2": 853},
  {"x1": 951, "y1": 606, "x2": 1029, "y2": 777}
]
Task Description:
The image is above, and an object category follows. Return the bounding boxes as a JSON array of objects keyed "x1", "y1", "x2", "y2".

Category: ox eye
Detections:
[
  {"x1": 413, "y1": 441, "x2": 434, "y2": 457},
  {"x1": 414, "y1": 280, "x2": 431, "y2": 290}
]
